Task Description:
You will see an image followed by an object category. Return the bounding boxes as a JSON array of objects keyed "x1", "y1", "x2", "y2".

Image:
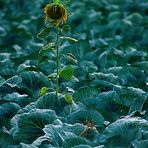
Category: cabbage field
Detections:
[{"x1": 0, "y1": 0, "x2": 148, "y2": 147}]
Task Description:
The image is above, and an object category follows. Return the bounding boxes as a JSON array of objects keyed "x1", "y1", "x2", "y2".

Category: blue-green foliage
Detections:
[{"x1": 0, "y1": 0, "x2": 148, "y2": 147}]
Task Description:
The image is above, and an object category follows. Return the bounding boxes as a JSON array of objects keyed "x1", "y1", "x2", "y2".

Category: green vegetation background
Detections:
[{"x1": 0, "y1": 0, "x2": 148, "y2": 147}]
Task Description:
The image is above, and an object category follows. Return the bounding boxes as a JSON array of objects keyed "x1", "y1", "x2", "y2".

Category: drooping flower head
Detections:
[{"x1": 44, "y1": 0, "x2": 68, "y2": 24}]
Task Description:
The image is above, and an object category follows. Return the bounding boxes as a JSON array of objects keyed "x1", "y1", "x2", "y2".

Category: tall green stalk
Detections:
[
  {"x1": 40, "y1": 1, "x2": 76, "y2": 102},
  {"x1": 55, "y1": 27, "x2": 60, "y2": 97}
]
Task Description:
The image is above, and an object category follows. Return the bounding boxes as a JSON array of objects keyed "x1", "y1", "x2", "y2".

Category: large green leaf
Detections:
[
  {"x1": 11, "y1": 109, "x2": 58, "y2": 143},
  {"x1": 0, "y1": 131, "x2": 16, "y2": 147},
  {"x1": 80, "y1": 60, "x2": 98, "y2": 73},
  {"x1": 89, "y1": 72, "x2": 118, "y2": 84},
  {"x1": 5, "y1": 75, "x2": 22, "y2": 88},
  {"x1": 59, "y1": 66, "x2": 74, "y2": 81},
  {"x1": 83, "y1": 91, "x2": 121, "y2": 122},
  {"x1": 126, "y1": 12, "x2": 143, "y2": 22},
  {"x1": 67, "y1": 109, "x2": 104, "y2": 128},
  {"x1": 114, "y1": 86, "x2": 147, "y2": 114},
  {"x1": 17, "y1": 103, "x2": 36, "y2": 115},
  {"x1": 0, "y1": 103, "x2": 20, "y2": 128},
  {"x1": 73, "y1": 86, "x2": 100, "y2": 103},
  {"x1": 117, "y1": 66, "x2": 146, "y2": 87},
  {"x1": 90, "y1": 79, "x2": 115, "y2": 92},
  {"x1": 35, "y1": 92, "x2": 68, "y2": 115},
  {"x1": 0, "y1": 68, "x2": 18, "y2": 79},
  {"x1": 0, "y1": 76, "x2": 22, "y2": 98},
  {"x1": 31, "y1": 135, "x2": 53, "y2": 147},
  {"x1": 2, "y1": 92, "x2": 29, "y2": 107},
  {"x1": 19, "y1": 143, "x2": 37, "y2": 148},
  {"x1": 132, "y1": 61, "x2": 148, "y2": 71},
  {"x1": 132, "y1": 140, "x2": 148, "y2": 148},
  {"x1": 43, "y1": 119, "x2": 85, "y2": 147},
  {"x1": 19, "y1": 71, "x2": 50, "y2": 97},
  {"x1": 0, "y1": 84, "x2": 15, "y2": 98},
  {"x1": 62, "y1": 137, "x2": 93, "y2": 148},
  {"x1": 0, "y1": 0, "x2": 148, "y2": 146},
  {"x1": 104, "y1": 117, "x2": 148, "y2": 147},
  {"x1": 20, "y1": 71, "x2": 49, "y2": 89}
]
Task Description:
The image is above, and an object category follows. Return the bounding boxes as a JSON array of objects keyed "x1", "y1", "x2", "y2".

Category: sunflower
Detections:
[{"x1": 44, "y1": 2, "x2": 68, "y2": 24}]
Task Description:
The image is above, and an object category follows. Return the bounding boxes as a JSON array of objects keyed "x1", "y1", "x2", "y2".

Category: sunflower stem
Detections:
[{"x1": 55, "y1": 27, "x2": 60, "y2": 97}]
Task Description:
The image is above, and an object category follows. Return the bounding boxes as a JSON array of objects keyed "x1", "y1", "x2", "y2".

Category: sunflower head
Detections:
[{"x1": 44, "y1": 2, "x2": 68, "y2": 24}]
